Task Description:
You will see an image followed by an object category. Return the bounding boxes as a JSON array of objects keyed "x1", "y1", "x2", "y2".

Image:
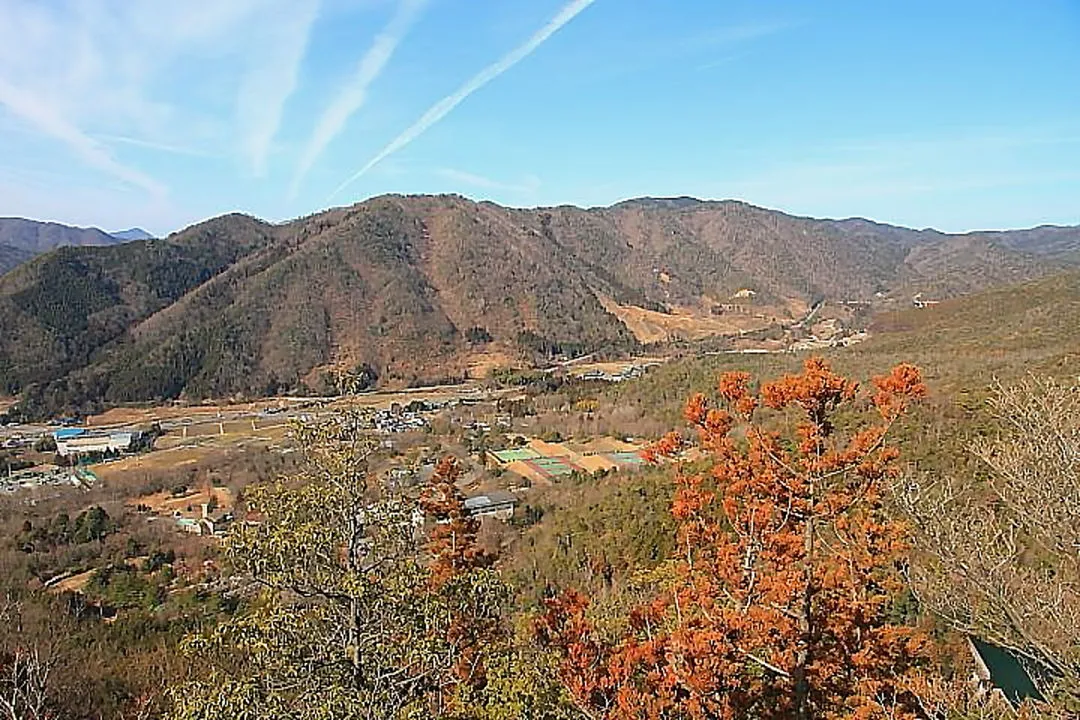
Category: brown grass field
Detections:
[
  {"x1": 466, "y1": 348, "x2": 519, "y2": 378},
  {"x1": 596, "y1": 294, "x2": 799, "y2": 343},
  {"x1": 92, "y1": 423, "x2": 290, "y2": 486},
  {"x1": 47, "y1": 569, "x2": 97, "y2": 594},
  {"x1": 86, "y1": 402, "x2": 272, "y2": 426},
  {"x1": 130, "y1": 485, "x2": 236, "y2": 516},
  {"x1": 564, "y1": 356, "x2": 671, "y2": 377}
]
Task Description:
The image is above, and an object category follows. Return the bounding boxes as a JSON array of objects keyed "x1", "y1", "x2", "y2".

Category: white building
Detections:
[{"x1": 54, "y1": 430, "x2": 135, "y2": 458}]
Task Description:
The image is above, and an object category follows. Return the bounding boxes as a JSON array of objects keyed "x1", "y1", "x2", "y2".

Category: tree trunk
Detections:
[
  {"x1": 794, "y1": 476, "x2": 815, "y2": 720},
  {"x1": 347, "y1": 513, "x2": 363, "y2": 687}
]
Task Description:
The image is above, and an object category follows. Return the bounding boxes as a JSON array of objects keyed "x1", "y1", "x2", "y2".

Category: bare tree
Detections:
[
  {"x1": 166, "y1": 413, "x2": 508, "y2": 720},
  {"x1": 899, "y1": 668, "x2": 1068, "y2": 720},
  {"x1": 896, "y1": 376, "x2": 1080, "y2": 707},
  {"x1": 0, "y1": 594, "x2": 54, "y2": 720}
]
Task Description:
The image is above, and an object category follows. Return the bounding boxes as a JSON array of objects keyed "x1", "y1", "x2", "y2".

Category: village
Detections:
[{"x1": 0, "y1": 373, "x2": 659, "y2": 542}]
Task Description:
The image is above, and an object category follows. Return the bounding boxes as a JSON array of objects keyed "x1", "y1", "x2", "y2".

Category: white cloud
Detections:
[
  {"x1": 0, "y1": 74, "x2": 166, "y2": 197},
  {"x1": 237, "y1": 0, "x2": 322, "y2": 177},
  {"x1": 683, "y1": 20, "x2": 796, "y2": 50},
  {"x1": 0, "y1": 0, "x2": 313, "y2": 187},
  {"x1": 94, "y1": 134, "x2": 219, "y2": 159},
  {"x1": 327, "y1": 0, "x2": 598, "y2": 201},
  {"x1": 436, "y1": 168, "x2": 540, "y2": 195},
  {"x1": 291, "y1": 0, "x2": 426, "y2": 197}
]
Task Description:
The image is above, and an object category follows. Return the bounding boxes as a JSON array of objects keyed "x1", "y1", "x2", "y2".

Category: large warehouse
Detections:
[{"x1": 53, "y1": 428, "x2": 137, "y2": 458}]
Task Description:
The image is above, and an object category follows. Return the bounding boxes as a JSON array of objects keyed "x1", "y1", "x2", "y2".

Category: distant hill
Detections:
[
  {"x1": 110, "y1": 228, "x2": 155, "y2": 241},
  {"x1": 606, "y1": 268, "x2": 1080, "y2": 437},
  {"x1": 0, "y1": 218, "x2": 120, "y2": 253},
  {"x1": 863, "y1": 268, "x2": 1080, "y2": 383},
  {"x1": 0, "y1": 244, "x2": 35, "y2": 276},
  {"x1": 0, "y1": 218, "x2": 128, "y2": 275},
  {"x1": 1, "y1": 194, "x2": 1078, "y2": 416}
]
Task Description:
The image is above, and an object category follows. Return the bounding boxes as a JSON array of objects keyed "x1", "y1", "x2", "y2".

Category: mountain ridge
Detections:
[
  {"x1": 0, "y1": 218, "x2": 129, "y2": 275},
  {"x1": 2, "y1": 194, "x2": 1078, "y2": 416},
  {"x1": 109, "y1": 228, "x2": 155, "y2": 242}
]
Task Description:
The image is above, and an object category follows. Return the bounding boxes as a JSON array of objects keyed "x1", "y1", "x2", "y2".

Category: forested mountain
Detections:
[
  {"x1": 0, "y1": 218, "x2": 128, "y2": 275},
  {"x1": 0, "y1": 243, "x2": 35, "y2": 275},
  {"x1": 2, "y1": 194, "x2": 1079, "y2": 414},
  {"x1": 611, "y1": 267, "x2": 1080, "y2": 432},
  {"x1": 0, "y1": 214, "x2": 278, "y2": 410}
]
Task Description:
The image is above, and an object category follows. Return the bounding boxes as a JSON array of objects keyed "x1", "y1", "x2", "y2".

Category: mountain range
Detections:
[
  {"x1": 109, "y1": 228, "x2": 155, "y2": 242},
  {"x1": 0, "y1": 218, "x2": 156, "y2": 276},
  {"x1": 1, "y1": 195, "x2": 1078, "y2": 416}
]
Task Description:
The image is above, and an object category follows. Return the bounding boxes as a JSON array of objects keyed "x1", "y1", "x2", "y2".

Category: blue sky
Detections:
[{"x1": 0, "y1": 0, "x2": 1077, "y2": 236}]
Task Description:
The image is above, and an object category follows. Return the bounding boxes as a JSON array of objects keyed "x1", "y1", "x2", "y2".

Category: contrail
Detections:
[
  {"x1": 291, "y1": 0, "x2": 426, "y2": 199},
  {"x1": 0, "y1": 75, "x2": 166, "y2": 197},
  {"x1": 96, "y1": 134, "x2": 218, "y2": 158},
  {"x1": 240, "y1": 0, "x2": 321, "y2": 177},
  {"x1": 326, "y1": 0, "x2": 597, "y2": 202}
]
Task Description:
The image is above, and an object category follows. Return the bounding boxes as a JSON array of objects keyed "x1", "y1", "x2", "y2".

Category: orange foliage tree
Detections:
[
  {"x1": 420, "y1": 456, "x2": 491, "y2": 586},
  {"x1": 419, "y1": 456, "x2": 501, "y2": 704},
  {"x1": 538, "y1": 358, "x2": 930, "y2": 719}
]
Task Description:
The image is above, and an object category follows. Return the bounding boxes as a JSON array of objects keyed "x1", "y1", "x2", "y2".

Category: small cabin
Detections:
[{"x1": 463, "y1": 490, "x2": 518, "y2": 520}]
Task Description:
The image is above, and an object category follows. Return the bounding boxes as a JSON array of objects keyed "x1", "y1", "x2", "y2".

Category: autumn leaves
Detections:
[{"x1": 538, "y1": 358, "x2": 931, "y2": 719}]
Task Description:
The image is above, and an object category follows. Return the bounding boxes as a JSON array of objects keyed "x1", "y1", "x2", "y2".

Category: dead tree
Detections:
[
  {"x1": 0, "y1": 595, "x2": 54, "y2": 720},
  {"x1": 896, "y1": 376, "x2": 1080, "y2": 706}
]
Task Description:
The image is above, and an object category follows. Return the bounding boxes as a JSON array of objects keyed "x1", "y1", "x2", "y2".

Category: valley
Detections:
[
  {"x1": 3, "y1": 1, "x2": 1076, "y2": 714},
  {"x1": 1, "y1": 195, "x2": 1076, "y2": 421},
  {"x1": 1, "y1": 200, "x2": 1078, "y2": 720}
]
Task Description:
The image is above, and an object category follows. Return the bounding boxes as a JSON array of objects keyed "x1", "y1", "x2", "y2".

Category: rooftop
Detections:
[
  {"x1": 464, "y1": 490, "x2": 518, "y2": 511},
  {"x1": 53, "y1": 427, "x2": 86, "y2": 439}
]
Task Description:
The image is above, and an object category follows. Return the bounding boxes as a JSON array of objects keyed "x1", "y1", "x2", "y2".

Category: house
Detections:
[
  {"x1": 912, "y1": 293, "x2": 940, "y2": 309},
  {"x1": 175, "y1": 503, "x2": 233, "y2": 536},
  {"x1": 199, "y1": 511, "x2": 233, "y2": 537},
  {"x1": 133, "y1": 485, "x2": 236, "y2": 538},
  {"x1": 463, "y1": 490, "x2": 518, "y2": 520},
  {"x1": 176, "y1": 517, "x2": 202, "y2": 534}
]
